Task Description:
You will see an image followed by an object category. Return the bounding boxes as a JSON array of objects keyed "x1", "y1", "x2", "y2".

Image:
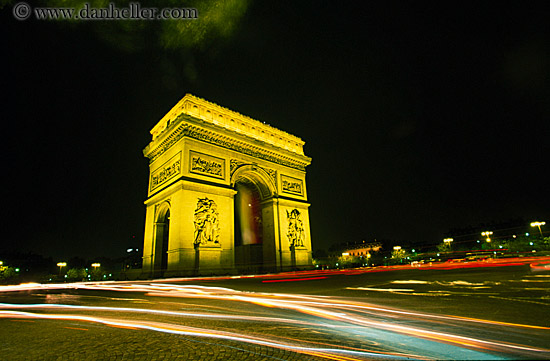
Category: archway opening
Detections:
[
  {"x1": 234, "y1": 179, "x2": 263, "y2": 273},
  {"x1": 160, "y1": 209, "x2": 170, "y2": 274},
  {"x1": 153, "y1": 207, "x2": 170, "y2": 277}
]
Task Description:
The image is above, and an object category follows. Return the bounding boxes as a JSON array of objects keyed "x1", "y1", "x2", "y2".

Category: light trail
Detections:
[
  {"x1": 5, "y1": 281, "x2": 547, "y2": 331},
  {"x1": 0, "y1": 302, "x2": 319, "y2": 327},
  {"x1": 1, "y1": 260, "x2": 549, "y2": 360},
  {"x1": 0, "y1": 310, "x2": 412, "y2": 360},
  {"x1": 1, "y1": 282, "x2": 549, "y2": 359},
  {"x1": 262, "y1": 276, "x2": 328, "y2": 283},
  {"x1": 4, "y1": 281, "x2": 546, "y2": 331}
]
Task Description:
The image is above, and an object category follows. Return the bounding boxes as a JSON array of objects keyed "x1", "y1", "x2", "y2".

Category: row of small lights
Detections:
[
  {"x1": 477, "y1": 221, "x2": 545, "y2": 243},
  {"x1": 2, "y1": 248, "x2": 140, "y2": 279},
  {"x1": 434, "y1": 221, "x2": 546, "y2": 249},
  {"x1": 55, "y1": 246, "x2": 140, "y2": 274},
  {"x1": 1, "y1": 261, "x2": 109, "y2": 279},
  {"x1": 426, "y1": 221, "x2": 545, "y2": 257},
  {"x1": 403, "y1": 221, "x2": 546, "y2": 249},
  {"x1": 55, "y1": 262, "x2": 113, "y2": 280},
  {"x1": 340, "y1": 221, "x2": 546, "y2": 258},
  {"x1": 3, "y1": 248, "x2": 141, "y2": 280},
  {"x1": 57, "y1": 262, "x2": 101, "y2": 271}
]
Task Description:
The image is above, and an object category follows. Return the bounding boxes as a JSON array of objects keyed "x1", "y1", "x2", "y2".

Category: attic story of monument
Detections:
[{"x1": 141, "y1": 94, "x2": 313, "y2": 276}]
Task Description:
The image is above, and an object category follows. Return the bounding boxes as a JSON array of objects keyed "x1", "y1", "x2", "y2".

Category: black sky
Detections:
[{"x1": 1, "y1": 1, "x2": 548, "y2": 259}]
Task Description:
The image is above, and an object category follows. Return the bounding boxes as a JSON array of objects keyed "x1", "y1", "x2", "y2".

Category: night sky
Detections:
[{"x1": 2, "y1": 1, "x2": 548, "y2": 260}]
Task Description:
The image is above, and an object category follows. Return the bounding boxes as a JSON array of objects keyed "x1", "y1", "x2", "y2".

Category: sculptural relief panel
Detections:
[
  {"x1": 281, "y1": 174, "x2": 303, "y2": 196},
  {"x1": 150, "y1": 152, "x2": 181, "y2": 192},
  {"x1": 189, "y1": 150, "x2": 225, "y2": 179},
  {"x1": 193, "y1": 198, "x2": 220, "y2": 247},
  {"x1": 286, "y1": 208, "x2": 305, "y2": 248}
]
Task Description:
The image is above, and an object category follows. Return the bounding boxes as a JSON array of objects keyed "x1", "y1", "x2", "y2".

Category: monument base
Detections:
[
  {"x1": 195, "y1": 245, "x2": 222, "y2": 275},
  {"x1": 291, "y1": 245, "x2": 311, "y2": 270}
]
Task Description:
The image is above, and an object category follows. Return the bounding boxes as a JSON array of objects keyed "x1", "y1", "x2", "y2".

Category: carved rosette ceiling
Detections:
[
  {"x1": 147, "y1": 116, "x2": 309, "y2": 171},
  {"x1": 193, "y1": 198, "x2": 220, "y2": 247}
]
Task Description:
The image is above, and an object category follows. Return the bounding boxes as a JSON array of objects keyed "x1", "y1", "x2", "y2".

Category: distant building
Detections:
[{"x1": 340, "y1": 242, "x2": 382, "y2": 257}]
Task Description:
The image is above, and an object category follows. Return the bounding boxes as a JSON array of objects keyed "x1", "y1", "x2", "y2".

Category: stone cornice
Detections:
[
  {"x1": 144, "y1": 113, "x2": 311, "y2": 171},
  {"x1": 150, "y1": 94, "x2": 306, "y2": 155}
]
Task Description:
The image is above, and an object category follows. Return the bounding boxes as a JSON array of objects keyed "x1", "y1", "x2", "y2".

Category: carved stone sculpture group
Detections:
[
  {"x1": 286, "y1": 208, "x2": 305, "y2": 248},
  {"x1": 194, "y1": 198, "x2": 220, "y2": 247}
]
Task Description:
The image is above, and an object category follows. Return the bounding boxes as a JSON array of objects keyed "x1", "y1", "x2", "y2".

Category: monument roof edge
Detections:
[
  {"x1": 145, "y1": 113, "x2": 311, "y2": 164},
  {"x1": 150, "y1": 94, "x2": 305, "y2": 145}
]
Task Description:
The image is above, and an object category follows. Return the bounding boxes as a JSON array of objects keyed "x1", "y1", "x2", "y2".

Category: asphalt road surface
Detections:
[{"x1": 1, "y1": 259, "x2": 549, "y2": 360}]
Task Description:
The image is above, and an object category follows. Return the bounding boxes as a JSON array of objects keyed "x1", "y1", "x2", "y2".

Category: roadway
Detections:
[{"x1": 1, "y1": 258, "x2": 549, "y2": 360}]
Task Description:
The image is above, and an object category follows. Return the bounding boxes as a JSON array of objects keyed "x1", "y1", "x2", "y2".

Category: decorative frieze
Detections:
[
  {"x1": 281, "y1": 175, "x2": 304, "y2": 196},
  {"x1": 146, "y1": 118, "x2": 310, "y2": 171},
  {"x1": 189, "y1": 151, "x2": 225, "y2": 179},
  {"x1": 150, "y1": 153, "x2": 181, "y2": 191}
]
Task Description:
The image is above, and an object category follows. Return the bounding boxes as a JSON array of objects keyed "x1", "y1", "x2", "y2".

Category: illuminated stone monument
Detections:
[{"x1": 142, "y1": 94, "x2": 312, "y2": 277}]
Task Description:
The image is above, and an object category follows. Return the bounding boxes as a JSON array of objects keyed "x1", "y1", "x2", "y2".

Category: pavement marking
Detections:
[
  {"x1": 427, "y1": 291, "x2": 498, "y2": 295},
  {"x1": 63, "y1": 326, "x2": 88, "y2": 331},
  {"x1": 345, "y1": 288, "x2": 415, "y2": 292},
  {"x1": 488, "y1": 295, "x2": 550, "y2": 307},
  {"x1": 409, "y1": 293, "x2": 451, "y2": 296},
  {"x1": 513, "y1": 279, "x2": 550, "y2": 283}
]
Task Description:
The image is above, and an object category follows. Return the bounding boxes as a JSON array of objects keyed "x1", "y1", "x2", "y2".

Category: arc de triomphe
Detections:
[{"x1": 141, "y1": 94, "x2": 312, "y2": 277}]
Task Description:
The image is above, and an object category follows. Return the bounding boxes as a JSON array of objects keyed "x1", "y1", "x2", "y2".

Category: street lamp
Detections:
[
  {"x1": 392, "y1": 246, "x2": 404, "y2": 263},
  {"x1": 481, "y1": 231, "x2": 493, "y2": 243},
  {"x1": 443, "y1": 238, "x2": 453, "y2": 250},
  {"x1": 57, "y1": 262, "x2": 67, "y2": 275},
  {"x1": 91, "y1": 263, "x2": 101, "y2": 269},
  {"x1": 530, "y1": 221, "x2": 546, "y2": 237}
]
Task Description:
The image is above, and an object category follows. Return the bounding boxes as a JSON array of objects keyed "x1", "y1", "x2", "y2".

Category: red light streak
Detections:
[
  {"x1": 261, "y1": 276, "x2": 328, "y2": 283},
  {"x1": 1, "y1": 257, "x2": 550, "y2": 359},
  {"x1": 63, "y1": 326, "x2": 88, "y2": 331}
]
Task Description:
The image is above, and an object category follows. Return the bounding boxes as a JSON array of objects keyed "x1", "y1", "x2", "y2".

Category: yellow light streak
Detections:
[{"x1": 1, "y1": 278, "x2": 549, "y2": 359}]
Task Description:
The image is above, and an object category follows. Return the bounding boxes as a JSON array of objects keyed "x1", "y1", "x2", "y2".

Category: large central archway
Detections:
[
  {"x1": 234, "y1": 179, "x2": 263, "y2": 272},
  {"x1": 231, "y1": 164, "x2": 277, "y2": 273}
]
